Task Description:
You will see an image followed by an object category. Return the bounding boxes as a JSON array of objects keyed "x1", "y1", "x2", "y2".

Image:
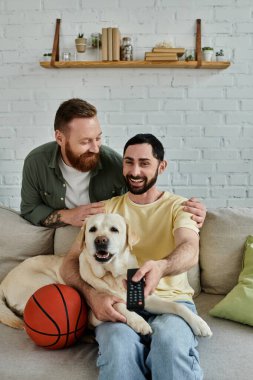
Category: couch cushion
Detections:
[
  {"x1": 0, "y1": 206, "x2": 55, "y2": 282},
  {"x1": 0, "y1": 324, "x2": 98, "y2": 380},
  {"x1": 187, "y1": 264, "x2": 201, "y2": 298},
  {"x1": 199, "y1": 208, "x2": 253, "y2": 295},
  {"x1": 1, "y1": 293, "x2": 252, "y2": 380},
  {"x1": 195, "y1": 292, "x2": 253, "y2": 380},
  {"x1": 209, "y1": 235, "x2": 253, "y2": 326},
  {"x1": 54, "y1": 226, "x2": 81, "y2": 255}
]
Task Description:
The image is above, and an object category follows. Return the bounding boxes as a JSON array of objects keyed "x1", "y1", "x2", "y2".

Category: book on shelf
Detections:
[
  {"x1": 102, "y1": 27, "x2": 121, "y2": 61},
  {"x1": 102, "y1": 28, "x2": 108, "y2": 61},
  {"x1": 145, "y1": 56, "x2": 178, "y2": 61},
  {"x1": 112, "y1": 27, "x2": 120, "y2": 61},
  {"x1": 107, "y1": 27, "x2": 113, "y2": 61},
  {"x1": 145, "y1": 52, "x2": 178, "y2": 58},
  {"x1": 152, "y1": 48, "x2": 185, "y2": 57},
  {"x1": 145, "y1": 53, "x2": 178, "y2": 61}
]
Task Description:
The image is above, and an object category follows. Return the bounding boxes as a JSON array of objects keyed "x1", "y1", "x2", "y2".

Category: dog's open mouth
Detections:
[{"x1": 94, "y1": 251, "x2": 113, "y2": 262}]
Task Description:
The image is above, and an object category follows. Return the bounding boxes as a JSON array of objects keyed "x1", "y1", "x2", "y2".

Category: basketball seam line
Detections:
[
  {"x1": 53, "y1": 284, "x2": 70, "y2": 348},
  {"x1": 23, "y1": 322, "x2": 86, "y2": 336},
  {"x1": 75, "y1": 291, "x2": 84, "y2": 341}
]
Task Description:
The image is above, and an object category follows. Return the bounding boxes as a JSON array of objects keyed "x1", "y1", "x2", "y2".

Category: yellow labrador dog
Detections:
[{"x1": 0, "y1": 213, "x2": 212, "y2": 337}]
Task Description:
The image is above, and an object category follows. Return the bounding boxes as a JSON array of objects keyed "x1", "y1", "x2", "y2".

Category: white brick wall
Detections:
[{"x1": 0, "y1": 0, "x2": 253, "y2": 210}]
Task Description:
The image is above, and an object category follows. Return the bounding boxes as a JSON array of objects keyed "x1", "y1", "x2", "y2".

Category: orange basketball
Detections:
[{"x1": 24, "y1": 284, "x2": 88, "y2": 349}]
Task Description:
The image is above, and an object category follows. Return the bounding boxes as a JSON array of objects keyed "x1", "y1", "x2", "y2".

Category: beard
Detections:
[
  {"x1": 65, "y1": 141, "x2": 100, "y2": 172},
  {"x1": 124, "y1": 168, "x2": 159, "y2": 195}
]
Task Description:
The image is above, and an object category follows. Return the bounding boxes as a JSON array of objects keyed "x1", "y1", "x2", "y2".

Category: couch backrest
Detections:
[
  {"x1": 200, "y1": 208, "x2": 253, "y2": 295},
  {"x1": 0, "y1": 206, "x2": 55, "y2": 282},
  {"x1": 54, "y1": 226, "x2": 80, "y2": 255}
]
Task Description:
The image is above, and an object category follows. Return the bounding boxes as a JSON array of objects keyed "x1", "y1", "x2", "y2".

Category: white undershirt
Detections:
[{"x1": 59, "y1": 157, "x2": 91, "y2": 209}]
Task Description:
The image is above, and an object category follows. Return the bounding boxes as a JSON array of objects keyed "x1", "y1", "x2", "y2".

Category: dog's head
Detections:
[{"x1": 79, "y1": 213, "x2": 138, "y2": 267}]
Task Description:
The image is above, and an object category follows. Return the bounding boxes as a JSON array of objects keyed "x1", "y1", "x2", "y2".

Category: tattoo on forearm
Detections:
[{"x1": 41, "y1": 211, "x2": 67, "y2": 228}]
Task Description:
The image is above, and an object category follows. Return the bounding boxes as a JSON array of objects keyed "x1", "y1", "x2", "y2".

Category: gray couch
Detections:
[{"x1": 0, "y1": 206, "x2": 253, "y2": 380}]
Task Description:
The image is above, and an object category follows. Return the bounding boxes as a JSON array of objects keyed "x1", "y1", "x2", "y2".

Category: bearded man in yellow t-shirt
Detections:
[
  {"x1": 61, "y1": 133, "x2": 204, "y2": 380},
  {"x1": 94, "y1": 134, "x2": 203, "y2": 380}
]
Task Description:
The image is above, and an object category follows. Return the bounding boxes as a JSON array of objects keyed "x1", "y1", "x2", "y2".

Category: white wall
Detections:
[{"x1": 0, "y1": 0, "x2": 253, "y2": 210}]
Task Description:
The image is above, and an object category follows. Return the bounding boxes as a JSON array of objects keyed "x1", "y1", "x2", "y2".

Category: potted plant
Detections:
[
  {"x1": 185, "y1": 49, "x2": 195, "y2": 62},
  {"x1": 91, "y1": 33, "x2": 102, "y2": 48},
  {"x1": 216, "y1": 49, "x2": 225, "y2": 62},
  {"x1": 75, "y1": 33, "x2": 86, "y2": 53},
  {"x1": 202, "y1": 47, "x2": 213, "y2": 62},
  {"x1": 42, "y1": 53, "x2": 52, "y2": 62}
]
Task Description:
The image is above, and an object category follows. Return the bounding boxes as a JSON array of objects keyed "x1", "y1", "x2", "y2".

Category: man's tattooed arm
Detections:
[{"x1": 41, "y1": 210, "x2": 68, "y2": 228}]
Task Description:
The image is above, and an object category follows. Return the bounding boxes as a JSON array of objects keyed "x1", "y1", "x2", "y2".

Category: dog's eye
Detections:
[
  {"x1": 89, "y1": 226, "x2": 97, "y2": 232},
  {"x1": 110, "y1": 227, "x2": 119, "y2": 233}
]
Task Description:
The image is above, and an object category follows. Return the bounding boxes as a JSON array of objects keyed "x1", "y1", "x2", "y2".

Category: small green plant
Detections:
[
  {"x1": 202, "y1": 47, "x2": 213, "y2": 51},
  {"x1": 43, "y1": 53, "x2": 52, "y2": 57},
  {"x1": 91, "y1": 33, "x2": 102, "y2": 48},
  {"x1": 185, "y1": 54, "x2": 194, "y2": 61},
  {"x1": 185, "y1": 49, "x2": 195, "y2": 61},
  {"x1": 77, "y1": 33, "x2": 84, "y2": 38},
  {"x1": 216, "y1": 49, "x2": 224, "y2": 57}
]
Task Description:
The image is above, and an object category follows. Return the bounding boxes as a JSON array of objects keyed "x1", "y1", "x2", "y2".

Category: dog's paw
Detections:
[
  {"x1": 10, "y1": 319, "x2": 25, "y2": 330},
  {"x1": 191, "y1": 316, "x2": 212, "y2": 338},
  {"x1": 128, "y1": 316, "x2": 152, "y2": 335}
]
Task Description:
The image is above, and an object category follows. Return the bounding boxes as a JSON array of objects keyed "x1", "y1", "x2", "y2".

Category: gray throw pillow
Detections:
[{"x1": 200, "y1": 208, "x2": 253, "y2": 295}]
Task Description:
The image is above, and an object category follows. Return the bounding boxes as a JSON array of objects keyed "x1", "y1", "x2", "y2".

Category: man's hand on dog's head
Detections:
[
  {"x1": 87, "y1": 289, "x2": 127, "y2": 323},
  {"x1": 131, "y1": 260, "x2": 167, "y2": 298},
  {"x1": 59, "y1": 202, "x2": 105, "y2": 227}
]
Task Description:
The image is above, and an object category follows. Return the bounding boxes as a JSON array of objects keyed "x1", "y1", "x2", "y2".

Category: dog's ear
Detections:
[
  {"x1": 77, "y1": 220, "x2": 87, "y2": 250},
  {"x1": 126, "y1": 220, "x2": 139, "y2": 250}
]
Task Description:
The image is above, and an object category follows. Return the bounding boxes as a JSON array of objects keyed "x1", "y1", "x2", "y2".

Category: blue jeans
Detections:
[{"x1": 95, "y1": 301, "x2": 203, "y2": 380}]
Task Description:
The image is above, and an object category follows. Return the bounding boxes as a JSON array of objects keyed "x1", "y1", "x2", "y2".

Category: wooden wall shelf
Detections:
[
  {"x1": 42, "y1": 19, "x2": 230, "y2": 70},
  {"x1": 40, "y1": 60, "x2": 230, "y2": 69}
]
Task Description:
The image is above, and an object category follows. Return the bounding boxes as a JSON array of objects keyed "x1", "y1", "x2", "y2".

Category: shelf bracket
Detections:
[
  {"x1": 196, "y1": 19, "x2": 202, "y2": 68},
  {"x1": 50, "y1": 19, "x2": 61, "y2": 68}
]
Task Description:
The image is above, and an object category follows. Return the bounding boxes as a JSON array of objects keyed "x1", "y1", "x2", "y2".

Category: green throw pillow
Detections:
[{"x1": 209, "y1": 235, "x2": 253, "y2": 326}]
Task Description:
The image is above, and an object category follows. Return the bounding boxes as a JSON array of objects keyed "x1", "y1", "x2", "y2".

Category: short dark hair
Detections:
[
  {"x1": 54, "y1": 98, "x2": 97, "y2": 132},
  {"x1": 123, "y1": 134, "x2": 164, "y2": 161}
]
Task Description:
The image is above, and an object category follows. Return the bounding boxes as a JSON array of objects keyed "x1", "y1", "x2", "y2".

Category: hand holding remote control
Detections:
[{"x1": 127, "y1": 268, "x2": 145, "y2": 311}]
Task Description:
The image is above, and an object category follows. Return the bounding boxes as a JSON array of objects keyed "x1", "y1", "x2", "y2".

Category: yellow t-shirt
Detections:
[{"x1": 105, "y1": 192, "x2": 199, "y2": 302}]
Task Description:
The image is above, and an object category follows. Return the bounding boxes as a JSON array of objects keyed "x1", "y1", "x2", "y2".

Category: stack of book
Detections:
[
  {"x1": 145, "y1": 48, "x2": 185, "y2": 61},
  {"x1": 102, "y1": 27, "x2": 121, "y2": 61}
]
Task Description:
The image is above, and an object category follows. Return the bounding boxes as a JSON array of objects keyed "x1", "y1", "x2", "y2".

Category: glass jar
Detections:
[
  {"x1": 90, "y1": 33, "x2": 102, "y2": 48},
  {"x1": 121, "y1": 37, "x2": 133, "y2": 61},
  {"x1": 185, "y1": 49, "x2": 195, "y2": 61},
  {"x1": 90, "y1": 33, "x2": 101, "y2": 60},
  {"x1": 62, "y1": 51, "x2": 71, "y2": 61}
]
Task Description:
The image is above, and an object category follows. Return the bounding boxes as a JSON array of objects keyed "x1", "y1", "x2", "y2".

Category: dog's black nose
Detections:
[{"x1": 95, "y1": 236, "x2": 109, "y2": 246}]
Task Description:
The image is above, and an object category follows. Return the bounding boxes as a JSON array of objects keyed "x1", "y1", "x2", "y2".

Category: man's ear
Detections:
[
  {"x1": 78, "y1": 221, "x2": 87, "y2": 250},
  {"x1": 55, "y1": 130, "x2": 64, "y2": 146},
  {"x1": 125, "y1": 220, "x2": 139, "y2": 250},
  {"x1": 158, "y1": 160, "x2": 167, "y2": 174}
]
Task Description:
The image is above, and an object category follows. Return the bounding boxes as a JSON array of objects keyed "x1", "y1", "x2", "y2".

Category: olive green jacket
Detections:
[{"x1": 21, "y1": 142, "x2": 126, "y2": 225}]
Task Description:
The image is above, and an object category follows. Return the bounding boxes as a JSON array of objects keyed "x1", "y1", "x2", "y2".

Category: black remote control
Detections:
[{"x1": 127, "y1": 268, "x2": 145, "y2": 311}]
